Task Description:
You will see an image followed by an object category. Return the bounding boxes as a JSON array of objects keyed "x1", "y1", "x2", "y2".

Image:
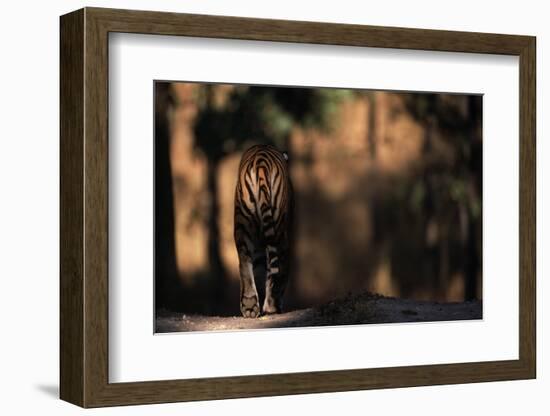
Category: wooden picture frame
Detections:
[{"x1": 60, "y1": 7, "x2": 536, "y2": 408}]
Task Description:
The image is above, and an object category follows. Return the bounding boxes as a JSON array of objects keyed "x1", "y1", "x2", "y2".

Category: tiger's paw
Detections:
[
  {"x1": 240, "y1": 295, "x2": 260, "y2": 318},
  {"x1": 262, "y1": 298, "x2": 281, "y2": 315}
]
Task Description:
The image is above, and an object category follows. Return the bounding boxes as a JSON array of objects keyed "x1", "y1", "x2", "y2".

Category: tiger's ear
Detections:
[{"x1": 282, "y1": 151, "x2": 289, "y2": 161}]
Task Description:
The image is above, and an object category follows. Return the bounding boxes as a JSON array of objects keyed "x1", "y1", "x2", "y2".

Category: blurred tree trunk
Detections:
[
  {"x1": 438, "y1": 220, "x2": 450, "y2": 300},
  {"x1": 367, "y1": 92, "x2": 377, "y2": 159},
  {"x1": 203, "y1": 86, "x2": 228, "y2": 310},
  {"x1": 154, "y1": 83, "x2": 179, "y2": 310},
  {"x1": 206, "y1": 159, "x2": 227, "y2": 310},
  {"x1": 464, "y1": 95, "x2": 482, "y2": 301},
  {"x1": 464, "y1": 213, "x2": 479, "y2": 300}
]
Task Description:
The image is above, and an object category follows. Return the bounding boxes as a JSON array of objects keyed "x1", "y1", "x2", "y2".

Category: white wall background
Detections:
[{"x1": 0, "y1": 0, "x2": 545, "y2": 414}]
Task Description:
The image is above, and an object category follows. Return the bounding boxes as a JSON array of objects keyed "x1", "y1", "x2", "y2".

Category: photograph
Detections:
[{"x1": 154, "y1": 81, "x2": 483, "y2": 333}]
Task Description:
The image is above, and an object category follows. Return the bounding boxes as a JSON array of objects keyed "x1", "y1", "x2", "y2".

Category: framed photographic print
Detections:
[{"x1": 60, "y1": 7, "x2": 536, "y2": 408}]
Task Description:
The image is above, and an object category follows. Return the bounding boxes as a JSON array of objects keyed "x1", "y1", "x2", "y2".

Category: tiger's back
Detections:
[{"x1": 234, "y1": 144, "x2": 293, "y2": 317}]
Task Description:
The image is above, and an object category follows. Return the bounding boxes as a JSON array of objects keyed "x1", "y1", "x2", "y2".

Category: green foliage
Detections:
[
  {"x1": 410, "y1": 181, "x2": 426, "y2": 212},
  {"x1": 449, "y1": 179, "x2": 466, "y2": 202},
  {"x1": 401, "y1": 93, "x2": 482, "y2": 224},
  {"x1": 192, "y1": 84, "x2": 352, "y2": 159}
]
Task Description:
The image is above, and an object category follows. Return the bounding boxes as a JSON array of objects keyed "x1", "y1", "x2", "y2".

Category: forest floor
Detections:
[{"x1": 156, "y1": 292, "x2": 482, "y2": 333}]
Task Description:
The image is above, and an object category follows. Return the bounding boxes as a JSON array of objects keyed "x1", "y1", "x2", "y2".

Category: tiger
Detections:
[{"x1": 234, "y1": 144, "x2": 293, "y2": 318}]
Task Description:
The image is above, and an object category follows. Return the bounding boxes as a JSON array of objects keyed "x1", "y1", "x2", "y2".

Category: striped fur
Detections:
[{"x1": 234, "y1": 144, "x2": 293, "y2": 317}]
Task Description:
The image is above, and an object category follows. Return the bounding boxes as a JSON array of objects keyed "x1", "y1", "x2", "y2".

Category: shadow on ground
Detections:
[
  {"x1": 156, "y1": 292, "x2": 482, "y2": 333},
  {"x1": 35, "y1": 384, "x2": 59, "y2": 399}
]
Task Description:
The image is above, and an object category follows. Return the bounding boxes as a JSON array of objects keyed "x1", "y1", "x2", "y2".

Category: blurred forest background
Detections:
[{"x1": 155, "y1": 81, "x2": 482, "y2": 317}]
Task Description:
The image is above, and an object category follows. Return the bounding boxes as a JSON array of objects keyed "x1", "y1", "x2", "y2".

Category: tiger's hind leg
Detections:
[
  {"x1": 238, "y1": 254, "x2": 260, "y2": 318},
  {"x1": 263, "y1": 245, "x2": 288, "y2": 315}
]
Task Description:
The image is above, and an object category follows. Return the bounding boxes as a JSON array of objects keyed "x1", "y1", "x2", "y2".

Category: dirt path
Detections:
[{"x1": 156, "y1": 292, "x2": 482, "y2": 333}]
